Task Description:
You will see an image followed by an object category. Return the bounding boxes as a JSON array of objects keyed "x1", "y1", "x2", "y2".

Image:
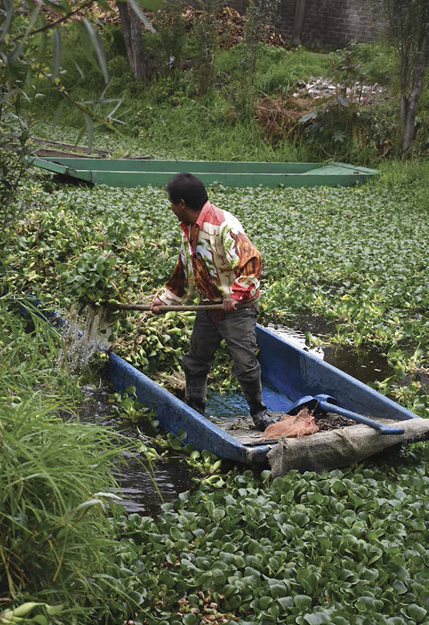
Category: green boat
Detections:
[{"x1": 28, "y1": 156, "x2": 378, "y2": 188}]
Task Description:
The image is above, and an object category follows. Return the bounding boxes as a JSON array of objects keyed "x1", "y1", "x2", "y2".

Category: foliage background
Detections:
[{"x1": 1, "y1": 2, "x2": 429, "y2": 623}]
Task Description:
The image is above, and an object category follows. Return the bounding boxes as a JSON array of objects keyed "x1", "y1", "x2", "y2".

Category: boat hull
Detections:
[
  {"x1": 108, "y1": 325, "x2": 418, "y2": 464},
  {"x1": 28, "y1": 157, "x2": 378, "y2": 188}
]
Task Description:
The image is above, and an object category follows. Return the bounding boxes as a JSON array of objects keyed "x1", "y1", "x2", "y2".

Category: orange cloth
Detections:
[{"x1": 263, "y1": 409, "x2": 319, "y2": 440}]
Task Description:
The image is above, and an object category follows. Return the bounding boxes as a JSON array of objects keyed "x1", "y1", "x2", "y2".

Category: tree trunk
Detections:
[
  {"x1": 129, "y1": 7, "x2": 148, "y2": 80},
  {"x1": 116, "y1": 0, "x2": 148, "y2": 80},
  {"x1": 292, "y1": 0, "x2": 307, "y2": 46},
  {"x1": 399, "y1": 41, "x2": 409, "y2": 128},
  {"x1": 402, "y1": 33, "x2": 428, "y2": 155}
]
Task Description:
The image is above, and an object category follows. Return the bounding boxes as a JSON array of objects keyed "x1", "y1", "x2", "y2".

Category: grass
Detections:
[
  {"x1": 375, "y1": 159, "x2": 429, "y2": 193},
  {"x1": 29, "y1": 25, "x2": 427, "y2": 165},
  {"x1": 0, "y1": 299, "x2": 142, "y2": 623},
  {"x1": 215, "y1": 43, "x2": 332, "y2": 93}
]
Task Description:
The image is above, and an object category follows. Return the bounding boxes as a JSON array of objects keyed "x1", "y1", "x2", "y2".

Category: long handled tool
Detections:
[
  {"x1": 286, "y1": 393, "x2": 405, "y2": 435},
  {"x1": 104, "y1": 302, "x2": 224, "y2": 312},
  {"x1": 104, "y1": 295, "x2": 260, "y2": 313}
]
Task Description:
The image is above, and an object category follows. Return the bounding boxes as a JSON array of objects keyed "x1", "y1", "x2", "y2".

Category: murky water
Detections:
[
  {"x1": 267, "y1": 323, "x2": 324, "y2": 360},
  {"x1": 78, "y1": 384, "x2": 195, "y2": 517},
  {"x1": 269, "y1": 322, "x2": 394, "y2": 384}
]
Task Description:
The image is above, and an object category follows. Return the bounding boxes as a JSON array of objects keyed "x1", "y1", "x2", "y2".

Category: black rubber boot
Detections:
[
  {"x1": 185, "y1": 373, "x2": 207, "y2": 416},
  {"x1": 239, "y1": 379, "x2": 275, "y2": 431}
]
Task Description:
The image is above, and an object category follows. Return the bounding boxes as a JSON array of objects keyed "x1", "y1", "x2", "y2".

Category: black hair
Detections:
[{"x1": 166, "y1": 173, "x2": 208, "y2": 211}]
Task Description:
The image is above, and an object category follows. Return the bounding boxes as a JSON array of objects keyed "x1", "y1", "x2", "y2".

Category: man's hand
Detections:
[
  {"x1": 222, "y1": 297, "x2": 238, "y2": 311},
  {"x1": 150, "y1": 297, "x2": 164, "y2": 314}
]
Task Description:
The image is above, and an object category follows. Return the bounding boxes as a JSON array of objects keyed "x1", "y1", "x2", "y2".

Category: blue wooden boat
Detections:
[
  {"x1": 108, "y1": 325, "x2": 419, "y2": 465},
  {"x1": 12, "y1": 296, "x2": 422, "y2": 467}
]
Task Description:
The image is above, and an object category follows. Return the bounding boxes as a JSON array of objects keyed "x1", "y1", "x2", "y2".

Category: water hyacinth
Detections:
[
  {"x1": 3, "y1": 169, "x2": 428, "y2": 412},
  {"x1": 1, "y1": 163, "x2": 428, "y2": 623},
  {"x1": 121, "y1": 463, "x2": 429, "y2": 623}
]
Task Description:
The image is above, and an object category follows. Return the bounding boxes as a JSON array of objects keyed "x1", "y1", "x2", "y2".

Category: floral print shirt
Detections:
[{"x1": 158, "y1": 201, "x2": 262, "y2": 305}]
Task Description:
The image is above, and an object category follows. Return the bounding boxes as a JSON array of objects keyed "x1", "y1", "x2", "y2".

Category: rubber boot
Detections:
[
  {"x1": 239, "y1": 379, "x2": 274, "y2": 432},
  {"x1": 185, "y1": 372, "x2": 207, "y2": 416}
]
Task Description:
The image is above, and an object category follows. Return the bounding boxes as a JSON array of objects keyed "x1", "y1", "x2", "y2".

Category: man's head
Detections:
[{"x1": 166, "y1": 173, "x2": 208, "y2": 224}]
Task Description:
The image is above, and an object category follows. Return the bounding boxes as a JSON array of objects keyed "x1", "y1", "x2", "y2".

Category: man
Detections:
[{"x1": 150, "y1": 173, "x2": 273, "y2": 431}]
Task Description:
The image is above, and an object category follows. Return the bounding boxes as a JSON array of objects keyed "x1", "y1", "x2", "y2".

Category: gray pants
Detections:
[
  {"x1": 182, "y1": 306, "x2": 261, "y2": 382},
  {"x1": 182, "y1": 306, "x2": 268, "y2": 425}
]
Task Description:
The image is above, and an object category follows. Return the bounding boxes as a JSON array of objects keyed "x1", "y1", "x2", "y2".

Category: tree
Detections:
[
  {"x1": 0, "y1": 0, "x2": 115, "y2": 208},
  {"x1": 384, "y1": 0, "x2": 429, "y2": 155},
  {"x1": 116, "y1": 0, "x2": 156, "y2": 80},
  {"x1": 0, "y1": 0, "x2": 157, "y2": 208}
]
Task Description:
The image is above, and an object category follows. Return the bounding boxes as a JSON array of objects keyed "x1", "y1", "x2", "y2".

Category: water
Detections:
[
  {"x1": 268, "y1": 323, "x2": 325, "y2": 359},
  {"x1": 110, "y1": 452, "x2": 193, "y2": 516},
  {"x1": 323, "y1": 344, "x2": 394, "y2": 384},
  {"x1": 78, "y1": 384, "x2": 194, "y2": 517},
  {"x1": 268, "y1": 320, "x2": 394, "y2": 385}
]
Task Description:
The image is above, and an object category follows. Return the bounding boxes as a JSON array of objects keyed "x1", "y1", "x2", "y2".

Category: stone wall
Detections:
[{"x1": 227, "y1": 0, "x2": 387, "y2": 49}]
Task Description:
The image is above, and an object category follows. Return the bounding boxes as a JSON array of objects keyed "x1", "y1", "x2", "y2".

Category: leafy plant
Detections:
[
  {"x1": 298, "y1": 43, "x2": 399, "y2": 161},
  {"x1": 118, "y1": 460, "x2": 429, "y2": 622}
]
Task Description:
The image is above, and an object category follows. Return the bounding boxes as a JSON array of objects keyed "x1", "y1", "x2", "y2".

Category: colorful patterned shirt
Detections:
[{"x1": 158, "y1": 201, "x2": 262, "y2": 305}]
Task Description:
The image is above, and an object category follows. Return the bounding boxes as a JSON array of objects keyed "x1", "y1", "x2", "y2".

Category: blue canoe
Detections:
[{"x1": 108, "y1": 325, "x2": 419, "y2": 465}]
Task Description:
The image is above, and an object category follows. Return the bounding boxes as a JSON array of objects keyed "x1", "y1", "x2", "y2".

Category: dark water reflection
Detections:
[
  {"x1": 268, "y1": 322, "x2": 394, "y2": 385},
  {"x1": 77, "y1": 385, "x2": 195, "y2": 517}
]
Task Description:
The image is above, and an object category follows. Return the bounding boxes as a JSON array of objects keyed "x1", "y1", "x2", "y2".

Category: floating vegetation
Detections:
[{"x1": 4, "y1": 173, "x2": 428, "y2": 413}]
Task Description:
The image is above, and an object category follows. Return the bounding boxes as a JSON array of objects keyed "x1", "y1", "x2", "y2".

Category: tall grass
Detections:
[
  {"x1": 30, "y1": 21, "x2": 428, "y2": 164},
  {"x1": 122, "y1": 97, "x2": 311, "y2": 161},
  {"x1": 375, "y1": 159, "x2": 429, "y2": 191},
  {"x1": 0, "y1": 299, "x2": 135, "y2": 622}
]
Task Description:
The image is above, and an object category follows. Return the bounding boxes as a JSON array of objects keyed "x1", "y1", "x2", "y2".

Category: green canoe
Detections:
[{"x1": 28, "y1": 156, "x2": 378, "y2": 188}]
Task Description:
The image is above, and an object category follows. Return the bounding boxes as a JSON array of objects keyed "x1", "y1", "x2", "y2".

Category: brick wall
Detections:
[{"x1": 227, "y1": 0, "x2": 387, "y2": 49}]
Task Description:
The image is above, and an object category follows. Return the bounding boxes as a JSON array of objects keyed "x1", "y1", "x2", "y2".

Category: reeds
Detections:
[{"x1": 0, "y1": 299, "x2": 131, "y2": 620}]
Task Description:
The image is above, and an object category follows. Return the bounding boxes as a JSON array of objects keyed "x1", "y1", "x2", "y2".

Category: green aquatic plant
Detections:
[
  {"x1": 115, "y1": 458, "x2": 429, "y2": 623},
  {"x1": 3, "y1": 165, "x2": 428, "y2": 413}
]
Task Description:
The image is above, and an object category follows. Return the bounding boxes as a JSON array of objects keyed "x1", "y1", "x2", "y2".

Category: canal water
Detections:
[
  {"x1": 268, "y1": 321, "x2": 393, "y2": 384},
  {"x1": 78, "y1": 384, "x2": 194, "y2": 517},
  {"x1": 78, "y1": 321, "x2": 393, "y2": 517}
]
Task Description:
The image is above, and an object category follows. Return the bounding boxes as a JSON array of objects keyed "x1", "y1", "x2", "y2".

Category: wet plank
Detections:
[
  {"x1": 208, "y1": 413, "x2": 285, "y2": 446},
  {"x1": 208, "y1": 411, "x2": 358, "y2": 447}
]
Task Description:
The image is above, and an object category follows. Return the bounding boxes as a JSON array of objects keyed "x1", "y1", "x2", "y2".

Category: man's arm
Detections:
[{"x1": 151, "y1": 249, "x2": 195, "y2": 312}]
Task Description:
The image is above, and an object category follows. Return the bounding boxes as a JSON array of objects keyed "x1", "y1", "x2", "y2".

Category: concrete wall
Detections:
[{"x1": 227, "y1": 0, "x2": 386, "y2": 49}]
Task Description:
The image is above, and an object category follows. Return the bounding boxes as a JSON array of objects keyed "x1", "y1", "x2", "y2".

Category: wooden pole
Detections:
[
  {"x1": 104, "y1": 295, "x2": 260, "y2": 313},
  {"x1": 104, "y1": 302, "x2": 224, "y2": 312}
]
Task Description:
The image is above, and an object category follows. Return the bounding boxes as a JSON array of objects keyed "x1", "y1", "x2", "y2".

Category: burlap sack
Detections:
[{"x1": 267, "y1": 418, "x2": 429, "y2": 476}]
